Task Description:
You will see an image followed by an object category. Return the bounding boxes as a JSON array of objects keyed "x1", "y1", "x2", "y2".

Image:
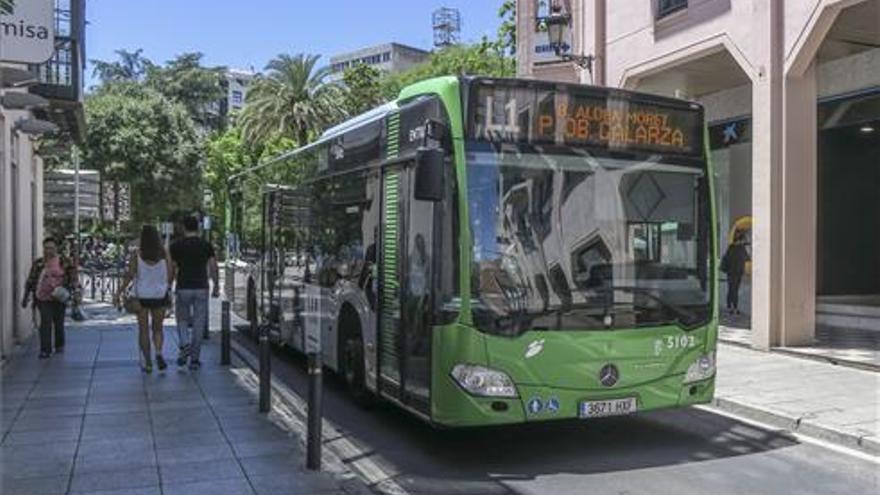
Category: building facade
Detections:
[
  {"x1": 220, "y1": 68, "x2": 255, "y2": 115},
  {"x1": 0, "y1": 0, "x2": 86, "y2": 360},
  {"x1": 517, "y1": 0, "x2": 880, "y2": 348},
  {"x1": 329, "y1": 43, "x2": 430, "y2": 79}
]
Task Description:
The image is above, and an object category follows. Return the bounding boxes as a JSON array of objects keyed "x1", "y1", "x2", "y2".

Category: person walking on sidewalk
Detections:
[
  {"x1": 117, "y1": 225, "x2": 172, "y2": 373},
  {"x1": 22, "y1": 237, "x2": 77, "y2": 359},
  {"x1": 721, "y1": 230, "x2": 750, "y2": 315},
  {"x1": 170, "y1": 215, "x2": 219, "y2": 370}
]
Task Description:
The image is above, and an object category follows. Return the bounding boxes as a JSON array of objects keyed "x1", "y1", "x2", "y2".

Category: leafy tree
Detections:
[
  {"x1": 203, "y1": 128, "x2": 299, "y2": 241},
  {"x1": 90, "y1": 49, "x2": 154, "y2": 86},
  {"x1": 34, "y1": 135, "x2": 75, "y2": 172},
  {"x1": 145, "y1": 52, "x2": 227, "y2": 131},
  {"x1": 382, "y1": 42, "x2": 515, "y2": 99},
  {"x1": 497, "y1": 0, "x2": 516, "y2": 56},
  {"x1": 239, "y1": 53, "x2": 347, "y2": 148},
  {"x1": 342, "y1": 63, "x2": 384, "y2": 116},
  {"x1": 83, "y1": 82, "x2": 203, "y2": 225}
]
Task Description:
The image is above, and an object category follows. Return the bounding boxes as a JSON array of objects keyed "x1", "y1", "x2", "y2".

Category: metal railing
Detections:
[{"x1": 78, "y1": 266, "x2": 126, "y2": 303}]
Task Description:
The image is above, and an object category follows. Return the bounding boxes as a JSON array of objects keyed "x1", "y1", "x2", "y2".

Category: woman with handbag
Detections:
[
  {"x1": 23, "y1": 237, "x2": 77, "y2": 359},
  {"x1": 117, "y1": 225, "x2": 172, "y2": 373}
]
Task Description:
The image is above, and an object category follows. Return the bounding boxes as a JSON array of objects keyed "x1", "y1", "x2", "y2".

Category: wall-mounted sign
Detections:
[
  {"x1": 533, "y1": 0, "x2": 573, "y2": 63},
  {"x1": 709, "y1": 118, "x2": 751, "y2": 149},
  {"x1": 0, "y1": 0, "x2": 55, "y2": 64},
  {"x1": 533, "y1": 29, "x2": 572, "y2": 63}
]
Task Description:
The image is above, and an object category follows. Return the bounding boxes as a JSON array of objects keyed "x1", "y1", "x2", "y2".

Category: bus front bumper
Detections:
[{"x1": 432, "y1": 373, "x2": 715, "y2": 428}]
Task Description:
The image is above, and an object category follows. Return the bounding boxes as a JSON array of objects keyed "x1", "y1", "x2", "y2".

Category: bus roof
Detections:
[{"x1": 228, "y1": 101, "x2": 399, "y2": 184}]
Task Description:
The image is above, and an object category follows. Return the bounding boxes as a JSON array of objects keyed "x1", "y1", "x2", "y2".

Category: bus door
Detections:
[{"x1": 379, "y1": 161, "x2": 433, "y2": 413}]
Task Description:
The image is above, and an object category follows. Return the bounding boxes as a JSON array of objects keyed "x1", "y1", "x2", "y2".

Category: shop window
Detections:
[{"x1": 657, "y1": 0, "x2": 688, "y2": 19}]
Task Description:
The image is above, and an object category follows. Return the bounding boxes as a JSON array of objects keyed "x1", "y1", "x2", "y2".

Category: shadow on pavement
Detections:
[{"x1": 233, "y1": 332, "x2": 799, "y2": 495}]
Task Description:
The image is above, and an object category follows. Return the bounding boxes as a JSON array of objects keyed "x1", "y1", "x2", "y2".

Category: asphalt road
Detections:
[{"x1": 233, "y1": 332, "x2": 878, "y2": 495}]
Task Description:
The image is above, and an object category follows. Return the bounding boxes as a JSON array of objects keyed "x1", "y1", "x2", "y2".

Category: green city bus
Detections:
[{"x1": 225, "y1": 76, "x2": 718, "y2": 427}]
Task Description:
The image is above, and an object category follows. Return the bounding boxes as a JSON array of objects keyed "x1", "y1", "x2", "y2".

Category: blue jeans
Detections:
[{"x1": 175, "y1": 289, "x2": 208, "y2": 362}]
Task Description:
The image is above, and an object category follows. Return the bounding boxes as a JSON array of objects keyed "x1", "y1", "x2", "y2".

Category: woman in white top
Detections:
[{"x1": 117, "y1": 225, "x2": 172, "y2": 373}]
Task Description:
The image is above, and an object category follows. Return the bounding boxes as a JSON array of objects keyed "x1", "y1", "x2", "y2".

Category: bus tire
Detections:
[{"x1": 339, "y1": 305, "x2": 371, "y2": 405}]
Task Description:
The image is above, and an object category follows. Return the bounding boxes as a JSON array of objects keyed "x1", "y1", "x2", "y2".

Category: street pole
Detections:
[
  {"x1": 203, "y1": 214, "x2": 210, "y2": 340},
  {"x1": 305, "y1": 287, "x2": 322, "y2": 471},
  {"x1": 220, "y1": 300, "x2": 230, "y2": 366},
  {"x1": 258, "y1": 324, "x2": 271, "y2": 413},
  {"x1": 306, "y1": 351, "x2": 323, "y2": 470},
  {"x1": 71, "y1": 148, "x2": 84, "y2": 320},
  {"x1": 73, "y1": 147, "x2": 80, "y2": 252}
]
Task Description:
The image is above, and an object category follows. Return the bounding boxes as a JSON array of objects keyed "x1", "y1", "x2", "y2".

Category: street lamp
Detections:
[{"x1": 544, "y1": 6, "x2": 595, "y2": 81}]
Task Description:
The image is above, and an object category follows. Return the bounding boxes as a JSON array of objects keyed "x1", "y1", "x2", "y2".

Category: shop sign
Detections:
[
  {"x1": 0, "y1": 0, "x2": 55, "y2": 64},
  {"x1": 533, "y1": 25, "x2": 572, "y2": 63},
  {"x1": 709, "y1": 118, "x2": 751, "y2": 149}
]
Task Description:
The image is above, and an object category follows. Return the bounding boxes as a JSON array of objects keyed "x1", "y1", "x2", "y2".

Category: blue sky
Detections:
[{"x1": 85, "y1": 0, "x2": 504, "y2": 86}]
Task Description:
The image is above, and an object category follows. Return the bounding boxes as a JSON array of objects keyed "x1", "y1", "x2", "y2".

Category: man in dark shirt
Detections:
[{"x1": 170, "y1": 215, "x2": 219, "y2": 370}]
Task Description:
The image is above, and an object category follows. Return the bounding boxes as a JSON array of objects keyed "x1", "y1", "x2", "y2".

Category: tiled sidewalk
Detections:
[
  {"x1": 715, "y1": 343, "x2": 880, "y2": 456},
  {"x1": 720, "y1": 325, "x2": 880, "y2": 369},
  {"x1": 0, "y1": 304, "x2": 367, "y2": 495}
]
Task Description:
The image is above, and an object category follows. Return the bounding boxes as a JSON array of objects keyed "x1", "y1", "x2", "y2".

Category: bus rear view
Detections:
[{"x1": 439, "y1": 78, "x2": 718, "y2": 425}]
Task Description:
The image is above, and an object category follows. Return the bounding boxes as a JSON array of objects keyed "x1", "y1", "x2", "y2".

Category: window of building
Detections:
[
  {"x1": 382, "y1": 52, "x2": 391, "y2": 62},
  {"x1": 657, "y1": 0, "x2": 688, "y2": 19},
  {"x1": 232, "y1": 90, "x2": 243, "y2": 106},
  {"x1": 709, "y1": 116, "x2": 752, "y2": 325}
]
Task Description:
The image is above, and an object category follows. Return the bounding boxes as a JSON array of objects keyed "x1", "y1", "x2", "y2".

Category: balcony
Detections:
[{"x1": 28, "y1": 0, "x2": 86, "y2": 141}]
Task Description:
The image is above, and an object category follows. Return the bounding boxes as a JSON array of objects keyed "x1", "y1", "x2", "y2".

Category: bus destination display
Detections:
[{"x1": 470, "y1": 84, "x2": 703, "y2": 156}]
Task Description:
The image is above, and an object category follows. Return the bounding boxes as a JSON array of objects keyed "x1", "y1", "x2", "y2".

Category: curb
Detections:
[
  {"x1": 229, "y1": 337, "x2": 395, "y2": 495},
  {"x1": 711, "y1": 396, "x2": 880, "y2": 457}
]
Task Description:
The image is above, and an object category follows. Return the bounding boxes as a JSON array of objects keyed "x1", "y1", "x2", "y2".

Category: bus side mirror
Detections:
[{"x1": 414, "y1": 147, "x2": 445, "y2": 202}]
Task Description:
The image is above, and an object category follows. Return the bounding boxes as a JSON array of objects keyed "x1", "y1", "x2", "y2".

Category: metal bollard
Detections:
[
  {"x1": 220, "y1": 301, "x2": 231, "y2": 366},
  {"x1": 306, "y1": 351, "x2": 323, "y2": 471},
  {"x1": 258, "y1": 325, "x2": 271, "y2": 413}
]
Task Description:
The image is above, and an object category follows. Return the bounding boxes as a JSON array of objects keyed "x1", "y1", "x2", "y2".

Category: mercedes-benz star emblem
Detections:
[{"x1": 599, "y1": 364, "x2": 619, "y2": 387}]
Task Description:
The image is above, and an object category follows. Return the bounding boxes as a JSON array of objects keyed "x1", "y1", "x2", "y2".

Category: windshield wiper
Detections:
[{"x1": 584, "y1": 286, "x2": 700, "y2": 327}]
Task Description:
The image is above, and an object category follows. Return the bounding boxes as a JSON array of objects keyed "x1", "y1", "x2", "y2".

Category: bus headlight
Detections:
[
  {"x1": 684, "y1": 352, "x2": 716, "y2": 384},
  {"x1": 451, "y1": 364, "x2": 518, "y2": 398}
]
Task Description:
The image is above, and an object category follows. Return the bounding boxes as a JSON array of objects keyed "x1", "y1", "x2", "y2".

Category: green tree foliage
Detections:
[
  {"x1": 84, "y1": 82, "x2": 202, "y2": 226},
  {"x1": 145, "y1": 52, "x2": 227, "y2": 131},
  {"x1": 90, "y1": 49, "x2": 154, "y2": 86},
  {"x1": 239, "y1": 53, "x2": 347, "y2": 148},
  {"x1": 497, "y1": 0, "x2": 516, "y2": 56},
  {"x1": 342, "y1": 63, "x2": 384, "y2": 116},
  {"x1": 382, "y1": 41, "x2": 515, "y2": 99},
  {"x1": 34, "y1": 135, "x2": 74, "y2": 172},
  {"x1": 203, "y1": 128, "x2": 298, "y2": 240}
]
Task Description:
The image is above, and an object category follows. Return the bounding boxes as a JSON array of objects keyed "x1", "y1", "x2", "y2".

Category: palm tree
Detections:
[
  {"x1": 239, "y1": 54, "x2": 346, "y2": 148},
  {"x1": 90, "y1": 49, "x2": 153, "y2": 85}
]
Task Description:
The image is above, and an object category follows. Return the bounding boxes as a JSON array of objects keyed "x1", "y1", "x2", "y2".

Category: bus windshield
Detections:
[{"x1": 466, "y1": 144, "x2": 711, "y2": 335}]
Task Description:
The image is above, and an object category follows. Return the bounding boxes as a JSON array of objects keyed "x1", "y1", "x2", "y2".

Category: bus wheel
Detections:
[
  {"x1": 342, "y1": 336, "x2": 371, "y2": 405},
  {"x1": 340, "y1": 308, "x2": 371, "y2": 405}
]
